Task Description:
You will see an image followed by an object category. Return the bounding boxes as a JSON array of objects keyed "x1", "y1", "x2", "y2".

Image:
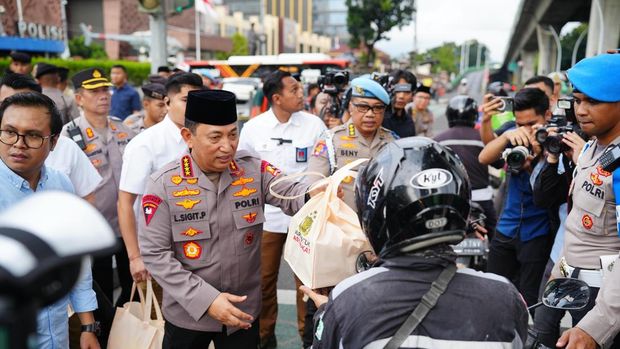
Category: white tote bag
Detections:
[
  {"x1": 108, "y1": 279, "x2": 164, "y2": 349},
  {"x1": 270, "y1": 158, "x2": 373, "y2": 288}
]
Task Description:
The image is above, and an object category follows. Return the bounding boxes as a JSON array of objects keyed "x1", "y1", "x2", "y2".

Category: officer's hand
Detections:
[
  {"x1": 556, "y1": 327, "x2": 597, "y2": 349},
  {"x1": 472, "y1": 223, "x2": 487, "y2": 240},
  {"x1": 562, "y1": 132, "x2": 586, "y2": 164},
  {"x1": 326, "y1": 116, "x2": 343, "y2": 129},
  {"x1": 207, "y1": 293, "x2": 253, "y2": 329},
  {"x1": 300, "y1": 286, "x2": 328, "y2": 308},
  {"x1": 481, "y1": 94, "x2": 503, "y2": 122},
  {"x1": 80, "y1": 332, "x2": 101, "y2": 349},
  {"x1": 129, "y1": 256, "x2": 149, "y2": 282}
]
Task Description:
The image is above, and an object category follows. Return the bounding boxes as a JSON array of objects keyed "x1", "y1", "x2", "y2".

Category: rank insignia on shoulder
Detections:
[
  {"x1": 261, "y1": 160, "x2": 281, "y2": 177},
  {"x1": 233, "y1": 186, "x2": 257, "y2": 197},
  {"x1": 181, "y1": 227, "x2": 203, "y2": 237},
  {"x1": 348, "y1": 124, "x2": 356, "y2": 137},
  {"x1": 86, "y1": 128, "x2": 95, "y2": 139},
  {"x1": 232, "y1": 177, "x2": 254, "y2": 186},
  {"x1": 175, "y1": 198, "x2": 201, "y2": 209},
  {"x1": 172, "y1": 187, "x2": 200, "y2": 197},
  {"x1": 296, "y1": 147, "x2": 308, "y2": 163},
  {"x1": 142, "y1": 194, "x2": 163, "y2": 225},
  {"x1": 181, "y1": 155, "x2": 195, "y2": 178},
  {"x1": 183, "y1": 241, "x2": 202, "y2": 259},
  {"x1": 242, "y1": 212, "x2": 257, "y2": 223},
  {"x1": 171, "y1": 175, "x2": 183, "y2": 185},
  {"x1": 312, "y1": 141, "x2": 327, "y2": 157},
  {"x1": 582, "y1": 214, "x2": 593, "y2": 229}
]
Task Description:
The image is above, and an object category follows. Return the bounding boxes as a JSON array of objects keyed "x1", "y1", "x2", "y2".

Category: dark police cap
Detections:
[
  {"x1": 72, "y1": 68, "x2": 112, "y2": 90},
  {"x1": 185, "y1": 90, "x2": 237, "y2": 126},
  {"x1": 157, "y1": 66, "x2": 171, "y2": 73},
  {"x1": 10, "y1": 51, "x2": 31, "y2": 63},
  {"x1": 147, "y1": 74, "x2": 168, "y2": 85},
  {"x1": 141, "y1": 83, "x2": 166, "y2": 100},
  {"x1": 34, "y1": 63, "x2": 59, "y2": 79},
  {"x1": 416, "y1": 84, "x2": 432, "y2": 95}
]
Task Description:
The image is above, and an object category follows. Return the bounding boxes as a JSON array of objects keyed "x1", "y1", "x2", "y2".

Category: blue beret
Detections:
[
  {"x1": 568, "y1": 53, "x2": 620, "y2": 102},
  {"x1": 350, "y1": 77, "x2": 390, "y2": 105}
]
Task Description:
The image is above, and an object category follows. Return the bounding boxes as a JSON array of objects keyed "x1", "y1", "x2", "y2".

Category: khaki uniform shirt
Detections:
[
  {"x1": 61, "y1": 116, "x2": 136, "y2": 235},
  {"x1": 42, "y1": 87, "x2": 80, "y2": 125},
  {"x1": 138, "y1": 150, "x2": 307, "y2": 333},
  {"x1": 411, "y1": 107, "x2": 434, "y2": 138},
  {"x1": 555, "y1": 138, "x2": 620, "y2": 346},
  {"x1": 306, "y1": 120, "x2": 397, "y2": 211},
  {"x1": 123, "y1": 111, "x2": 146, "y2": 134}
]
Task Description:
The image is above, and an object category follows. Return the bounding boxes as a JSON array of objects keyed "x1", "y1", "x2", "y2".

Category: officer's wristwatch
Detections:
[{"x1": 81, "y1": 321, "x2": 101, "y2": 336}]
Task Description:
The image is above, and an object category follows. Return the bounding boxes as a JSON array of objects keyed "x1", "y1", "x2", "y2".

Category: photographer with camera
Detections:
[
  {"x1": 381, "y1": 69, "x2": 417, "y2": 138},
  {"x1": 311, "y1": 92, "x2": 342, "y2": 129},
  {"x1": 550, "y1": 53, "x2": 620, "y2": 349},
  {"x1": 479, "y1": 88, "x2": 553, "y2": 310}
]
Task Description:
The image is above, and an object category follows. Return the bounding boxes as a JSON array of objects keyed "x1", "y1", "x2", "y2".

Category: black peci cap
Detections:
[
  {"x1": 10, "y1": 51, "x2": 31, "y2": 63},
  {"x1": 33, "y1": 63, "x2": 59, "y2": 79},
  {"x1": 141, "y1": 83, "x2": 166, "y2": 100},
  {"x1": 185, "y1": 90, "x2": 237, "y2": 125}
]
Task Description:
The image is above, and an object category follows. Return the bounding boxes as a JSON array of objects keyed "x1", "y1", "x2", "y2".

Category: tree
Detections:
[
  {"x1": 560, "y1": 23, "x2": 587, "y2": 70},
  {"x1": 214, "y1": 32, "x2": 249, "y2": 60},
  {"x1": 68, "y1": 36, "x2": 108, "y2": 59},
  {"x1": 346, "y1": 0, "x2": 415, "y2": 66},
  {"x1": 413, "y1": 42, "x2": 460, "y2": 74}
]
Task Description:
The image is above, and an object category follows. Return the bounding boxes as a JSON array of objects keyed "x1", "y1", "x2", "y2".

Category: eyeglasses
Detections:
[
  {"x1": 0, "y1": 130, "x2": 55, "y2": 149},
  {"x1": 351, "y1": 103, "x2": 386, "y2": 114}
]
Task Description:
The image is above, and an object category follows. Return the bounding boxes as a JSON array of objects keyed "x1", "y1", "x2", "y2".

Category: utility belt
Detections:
[
  {"x1": 472, "y1": 186, "x2": 493, "y2": 201},
  {"x1": 559, "y1": 255, "x2": 618, "y2": 288}
]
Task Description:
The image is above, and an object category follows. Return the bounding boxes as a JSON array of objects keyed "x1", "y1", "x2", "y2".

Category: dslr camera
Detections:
[
  {"x1": 535, "y1": 113, "x2": 587, "y2": 155},
  {"x1": 503, "y1": 145, "x2": 531, "y2": 171},
  {"x1": 317, "y1": 70, "x2": 350, "y2": 95}
]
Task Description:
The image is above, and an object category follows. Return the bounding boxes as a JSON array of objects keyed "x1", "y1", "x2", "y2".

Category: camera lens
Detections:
[
  {"x1": 545, "y1": 135, "x2": 563, "y2": 154},
  {"x1": 535, "y1": 129, "x2": 548, "y2": 144},
  {"x1": 505, "y1": 146, "x2": 530, "y2": 170}
]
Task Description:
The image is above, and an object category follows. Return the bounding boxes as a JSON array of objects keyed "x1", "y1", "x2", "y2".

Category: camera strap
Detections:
[
  {"x1": 382, "y1": 263, "x2": 457, "y2": 349},
  {"x1": 324, "y1": 131, "x2": 337, "y2": 175}
]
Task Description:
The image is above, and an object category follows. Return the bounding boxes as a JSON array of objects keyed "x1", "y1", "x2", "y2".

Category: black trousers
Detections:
[
  {"x1": 487, "y1": 232, "x2": 551, "y2": 309},
  {"x1": 92, "y1": 237, "x2": 133, "y2": 307},
  {"x1": 163, "y1": 320, "x2": 260, "y2": 349}
]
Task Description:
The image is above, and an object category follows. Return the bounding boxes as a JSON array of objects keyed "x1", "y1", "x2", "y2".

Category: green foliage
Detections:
[
  {"x1": 346, "y1": 0, "x2": 415, "y2": 65},
  {"x1": 68, "y1": 36, "x2": 108, "y2": 59},
  {"x1": 560, "y1": 23, "x2": 588, "y2": 70},
  {"x1": 0, "y1": 58, "x2": 151, "y2": 86},
  {"x1": 413, "y1": 42, "x2": 460, "y2": 74},
  {"x1": 214, "y1": 32, "x2": 249, "y2": 60}
]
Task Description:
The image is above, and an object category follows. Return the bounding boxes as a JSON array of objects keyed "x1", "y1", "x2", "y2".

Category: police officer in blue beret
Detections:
[
  {"x1": 549, "y1": 52, "x2": 620, "y2": 349},
  {"x1": 307, "y1": 77, "x2": 398, "y2": 211}
]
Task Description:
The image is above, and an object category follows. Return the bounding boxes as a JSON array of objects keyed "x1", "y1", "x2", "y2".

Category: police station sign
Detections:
[{"x1": 17, "y1": 20, "x2": 65, "y2": 41}]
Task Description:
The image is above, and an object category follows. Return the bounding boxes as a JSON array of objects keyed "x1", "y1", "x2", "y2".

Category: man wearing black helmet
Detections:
[
  {"x1": 302, "y1": 137, "x2": 528, "y2": 349},
  {"x1": 435, "y1": 96, "x2": 497, "y2": 235}
]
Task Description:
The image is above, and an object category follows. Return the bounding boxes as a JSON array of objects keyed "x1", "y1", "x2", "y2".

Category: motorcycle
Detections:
[{"x1": 452, "y1": 202, "x2": 489, "y2": 271}]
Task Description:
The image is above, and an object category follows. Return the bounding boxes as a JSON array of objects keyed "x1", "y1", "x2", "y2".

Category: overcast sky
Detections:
[{"x1": 375, "y1": 0, "x2": 522, "y2": 62}]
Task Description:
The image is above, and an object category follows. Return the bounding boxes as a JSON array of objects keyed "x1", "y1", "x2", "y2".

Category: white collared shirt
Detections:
[
  {"x1": 45, "y1": 135, "x2": 102, "y2": 197},
  {"x1": 238, "y1": 108, "x2": 326, "y2": 232},
  {"x1": 119, "y1": 115, "x2": 187, "y2": 195}
]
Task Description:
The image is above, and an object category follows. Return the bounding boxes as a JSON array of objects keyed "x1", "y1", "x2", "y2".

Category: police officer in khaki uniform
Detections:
[
  {"x1": 307, "y1": 76, "x2": 397, "y2": 211},
  {"x1": 551, "y1": 53, "x2": 620, "y2": 349},
  {"x1": 123, "y1": 83, "x2": 167, "y2": 133},
  {"x1": 138, "y1": 90, "x2": 316, "y2": 348},
  {"x1": 61, "y1": 68, "x2": 136, "y2": 317}
]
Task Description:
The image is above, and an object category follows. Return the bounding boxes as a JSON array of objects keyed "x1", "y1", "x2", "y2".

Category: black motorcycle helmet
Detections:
[
  {"x1": 355, "y1": 137, "x2": 471, "y2": 258},
  {"x1": 446, "y1": 96, "x2": 478, "y2": 128}
]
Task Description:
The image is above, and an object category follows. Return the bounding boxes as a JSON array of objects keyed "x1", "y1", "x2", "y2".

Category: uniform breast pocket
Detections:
[
  {"x1": 573, "y1": 181, "x2": 607, "y2": 234},
  {"x1": 171, "y1": 220, "x2": 212, "y2": 267},
  {"x1": 256, "y1": 142, "x2": 277, "y2": 157},
  {"x1": 232, "y1": 208, "x2": 265, "y2": 255}
]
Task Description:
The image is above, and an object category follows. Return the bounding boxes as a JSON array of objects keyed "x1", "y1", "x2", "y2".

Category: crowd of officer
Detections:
[{"x1": 0, "y1": 47, "x2": 619, "y2": 349}]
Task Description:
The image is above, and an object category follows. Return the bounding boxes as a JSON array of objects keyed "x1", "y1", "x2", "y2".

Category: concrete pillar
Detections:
[
  {"x1": 536, "y1": 24, "x2": 556, "y2": 75},
  {"x1": 520, "y1": 50, "x2": 537, "y2": 84},
  {"x1": 586, "y1": 0, "x2": 620, "y2": 57},
  {"x1": 102, "y1": 0, "x2": 121, "y2": 59}
]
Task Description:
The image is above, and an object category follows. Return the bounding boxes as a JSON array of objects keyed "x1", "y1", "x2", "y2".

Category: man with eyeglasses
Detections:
[
  {"x1": 61, "y1": 68, "x2": 136, "y2": 346},
  {"x1": 0, "y1": 92, "x2": 100, "y2": 349},
  {"x1": 307, "y1": 76, "x2": 397, "y2": 211}
]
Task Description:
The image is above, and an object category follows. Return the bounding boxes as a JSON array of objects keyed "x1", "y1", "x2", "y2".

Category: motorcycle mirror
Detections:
[
  {"x1": 542, "y1": 278, "x2": 590, "y2": 310},
  {"x1": 355, "y1": 250, "x2": 377, "y2": 273}
]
